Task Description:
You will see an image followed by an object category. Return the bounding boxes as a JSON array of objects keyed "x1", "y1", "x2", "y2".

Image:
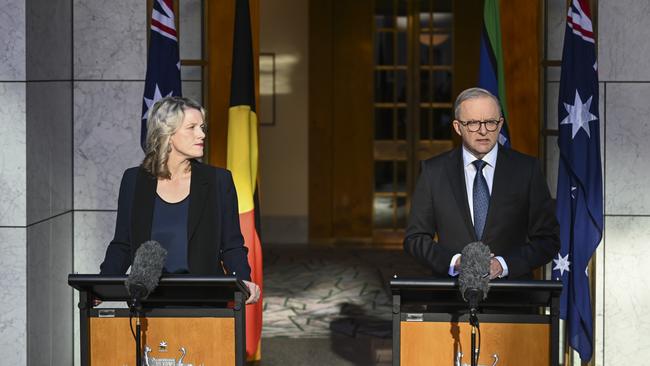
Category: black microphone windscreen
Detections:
[
  {"x1": 458, "y1": 241, "x2": 491, "y2": 302},
  {"x1": 125, "y1": 240, "x2": 167, "y2": 300}
]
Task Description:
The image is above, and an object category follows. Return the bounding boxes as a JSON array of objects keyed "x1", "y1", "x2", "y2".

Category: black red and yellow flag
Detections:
[{"x1": 226, "y1": 0, "x2": 263, "y2": 360}]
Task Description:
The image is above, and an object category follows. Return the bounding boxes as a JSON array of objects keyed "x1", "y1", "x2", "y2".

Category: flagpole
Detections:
[
  {"x1": 586, "y1": 252, "x2": 597, "y2": 366},
  {"x1": 561, "y1": 257, "x2": 598, "y2": 366},
  {"x1": 587, "y1": 0, "x2": 599, "y2": 360}
]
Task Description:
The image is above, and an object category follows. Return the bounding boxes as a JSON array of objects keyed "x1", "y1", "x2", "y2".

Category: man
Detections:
[{"x1": 404, "y1": 87, "x2": 559, "y2": 279}]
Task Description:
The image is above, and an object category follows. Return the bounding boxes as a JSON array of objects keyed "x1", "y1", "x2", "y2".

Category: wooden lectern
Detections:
[
  {"x1": 390, "y1": 278, "x2": 562, "y2": 366},
  {"x1": 69, "y1": 274, "x2": 249, "y2": 366}
]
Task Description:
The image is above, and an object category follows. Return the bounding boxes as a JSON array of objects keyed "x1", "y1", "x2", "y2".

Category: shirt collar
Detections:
[{"x1": 462, "y1": 143, "x2": 499, "y2": 168}]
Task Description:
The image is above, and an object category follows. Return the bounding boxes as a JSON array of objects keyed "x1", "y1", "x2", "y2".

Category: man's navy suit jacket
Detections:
[
  {"x1": 100, "y1": 160, "x2": 251, "y2": 281},
  {"x1": 404, "y1": 146, "x2": 560, "y2": 278}
]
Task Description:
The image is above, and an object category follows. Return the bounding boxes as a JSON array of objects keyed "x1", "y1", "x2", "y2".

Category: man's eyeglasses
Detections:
[{"x1": 456, "y1": 118, "x2": 502, "y2": 132}]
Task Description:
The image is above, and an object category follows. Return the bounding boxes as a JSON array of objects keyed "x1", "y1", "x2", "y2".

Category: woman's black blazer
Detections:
[{"x1": 99, "y1": 160, "x2": 251, "y2": 280}]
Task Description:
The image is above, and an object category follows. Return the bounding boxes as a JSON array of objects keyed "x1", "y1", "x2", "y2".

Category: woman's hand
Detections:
[{"x1": 243, "y1": 280, "x2": 261, "y2": 304}]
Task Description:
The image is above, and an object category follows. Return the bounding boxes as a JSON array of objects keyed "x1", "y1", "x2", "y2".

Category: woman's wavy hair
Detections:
[{"x1": 141, "y1": 96, "x2": 205, "y2": 179}]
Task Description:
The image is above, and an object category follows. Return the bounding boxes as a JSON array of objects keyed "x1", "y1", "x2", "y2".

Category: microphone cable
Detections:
[
  {"x1": 129, "y1": 310, "x2": 137, "y2": 341},
  {"x1": 476, "y1": 321, "x2": 481, "y2": 365}
]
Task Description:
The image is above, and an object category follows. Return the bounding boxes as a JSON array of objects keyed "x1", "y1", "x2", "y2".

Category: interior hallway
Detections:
[{"x1": 251, "y1": 243, "x2": 429, "y2": 365}]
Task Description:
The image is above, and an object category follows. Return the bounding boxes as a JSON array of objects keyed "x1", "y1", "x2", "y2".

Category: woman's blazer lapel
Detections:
[
  {"x1": 131, "y1": 168, "x2": 157, "y2": 252},
  {"x1": 187, "y1": 160, "x2": 209, "y2": 244}
]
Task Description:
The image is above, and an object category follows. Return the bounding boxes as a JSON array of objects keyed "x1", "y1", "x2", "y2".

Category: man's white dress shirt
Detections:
[{"x1": 448, "y1": 144, "x2": 509, "y2": 277}]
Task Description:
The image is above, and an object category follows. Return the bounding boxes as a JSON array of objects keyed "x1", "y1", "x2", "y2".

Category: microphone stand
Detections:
[
  {"x1": 128, "y1": 297, "x2": 143, "y2": 366},
  {"x1": 469, "y1": 307, "x2": 479, "y2": 366},
  {"x1": 136, "y1": 310, "x2": 142, "y2": 366},
  {"x1": 465, "y1": 288, "x2": 481, "y2": 366}
]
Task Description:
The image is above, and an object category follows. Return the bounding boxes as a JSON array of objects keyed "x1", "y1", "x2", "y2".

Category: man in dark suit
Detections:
[{"x1": 404, "y1": 87, "x2": 559, "y2": 279}]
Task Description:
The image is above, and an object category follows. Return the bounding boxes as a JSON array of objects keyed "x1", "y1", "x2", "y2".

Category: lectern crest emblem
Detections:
[
  {"x1": 144, "y1": 345, "x2": 194, "y2": 366},
  {"x1": 455, "y1": 352, "x2": 499, "y2": 366}
]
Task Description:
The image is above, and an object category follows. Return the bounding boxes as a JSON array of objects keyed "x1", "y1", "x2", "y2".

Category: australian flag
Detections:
[
  {"x1": 553, "y1": 0, "x2": 603, "y2": 362},
  {"x1": 141, "y1": 0, "x2": 182, "y2": 150}
]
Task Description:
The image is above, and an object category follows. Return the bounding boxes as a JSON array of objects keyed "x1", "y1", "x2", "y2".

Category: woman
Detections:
[{"x1": 100, "y1": 96, "x2": 260, "y2": 304}]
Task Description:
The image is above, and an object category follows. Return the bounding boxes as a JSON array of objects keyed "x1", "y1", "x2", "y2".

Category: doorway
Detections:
[{"x1": 372, "y1": 0, "x2": 456, "y2": 242}]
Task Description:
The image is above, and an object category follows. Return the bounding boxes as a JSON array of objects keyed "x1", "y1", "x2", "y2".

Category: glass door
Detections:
[{"x1": 372, "y1": 0, "x2": 454, "y2": 241}]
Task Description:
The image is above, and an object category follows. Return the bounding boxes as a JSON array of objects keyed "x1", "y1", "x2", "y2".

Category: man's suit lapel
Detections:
[
  {"x1": 446, "y1": 148, "x2": 477, "y2": 241},
  {"x1": 187, "y1": 160, "x2": 209, "y2": 243},
  {"x1": 132, "y1": 168, "x2": 156, "y2": 250},
  {"x1": 483, "y1": 146, "x2": 511, "y2": 242}
]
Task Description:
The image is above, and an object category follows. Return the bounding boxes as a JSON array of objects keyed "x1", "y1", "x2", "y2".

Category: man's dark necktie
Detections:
[{"x1": 472, "y1": 159, "x2": 490, "y2": 239}]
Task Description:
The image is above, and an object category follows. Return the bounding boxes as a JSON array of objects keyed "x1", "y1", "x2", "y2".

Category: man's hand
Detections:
[
  {"x1": 489, "y1": 257, "x2": 503, "y2": 279},
  {"x1": 243, "y1": 280, "x2": 261, "y2": 304}
]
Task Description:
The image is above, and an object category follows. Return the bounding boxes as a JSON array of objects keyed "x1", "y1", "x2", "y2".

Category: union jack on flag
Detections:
[{"x1": 141, "y1": 0, "x2": 182, "y2": 150}]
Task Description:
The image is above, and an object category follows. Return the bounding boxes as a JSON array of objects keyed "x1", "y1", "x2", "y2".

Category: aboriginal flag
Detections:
[{"x1": 226, "y1": 0, "x2": 263, "y2": 360}]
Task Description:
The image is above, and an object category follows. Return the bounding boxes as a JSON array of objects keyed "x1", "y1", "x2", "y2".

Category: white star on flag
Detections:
[
  {"x1": 142, "y1": 84, "x2": 174, "y2": 119},
  {"x1": 553, "y1": 253, "x2": 571, "y2": 277},
  {"x1": 560, "y1": 90, "x2": 597, "y2": 139}
]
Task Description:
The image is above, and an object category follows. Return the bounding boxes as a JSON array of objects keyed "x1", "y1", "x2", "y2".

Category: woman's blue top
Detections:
[{"x1": 151, "y1": 193, "x2": 190, "y2": 273}]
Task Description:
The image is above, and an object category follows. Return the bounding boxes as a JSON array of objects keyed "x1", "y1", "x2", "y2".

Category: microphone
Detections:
[
  {"x1": 125, "y1": 241, "x2": 167, "y2": 308},
  {"x1": 458, "y1": 241, "x2": 491, "y2": 311}
]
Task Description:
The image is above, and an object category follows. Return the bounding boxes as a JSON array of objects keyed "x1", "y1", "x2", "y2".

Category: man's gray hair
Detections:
[{"x1": 453, "y1": 87, "x2": 502, "y2": 119}]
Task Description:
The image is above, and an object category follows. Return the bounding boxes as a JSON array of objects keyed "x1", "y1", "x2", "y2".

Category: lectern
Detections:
[
  {"x1": 390, "y1": 278, "x2": 562, "y2": 366},
  {"x1": 69, "y1": 274, "x2": 249, "y2": 366}
]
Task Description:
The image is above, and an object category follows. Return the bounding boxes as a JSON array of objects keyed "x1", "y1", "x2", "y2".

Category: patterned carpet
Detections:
[
  {"x1": 262, "y1": 244, "x2": 428, "y2": 338},
  {"x1": 253, "y1": 244, "x2": 429, "y2": 365},
  {"x1": 261, "y1": 244, "x2": 429, "y2": 337}
]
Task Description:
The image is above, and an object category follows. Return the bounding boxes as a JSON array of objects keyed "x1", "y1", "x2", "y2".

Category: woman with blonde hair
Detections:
[{"x1": 100, "y1": 96, "x2": 260, "y2": 304}]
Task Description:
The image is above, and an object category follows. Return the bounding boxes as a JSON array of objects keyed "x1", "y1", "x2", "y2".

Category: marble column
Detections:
[
  {"x1": 0, "y1": 1, "x2": 27, "y2": 364},
  {"x1": 598, "y1": 0, "x2": 650, "y2": 364},
  {"x1": 600, "y1": 83, "x2": 650, "y2": 364},
  {"x1": 0, "y1": 0, "x2": 75, "y2": 364},
  {"x1": 24, "y1": 0, "x2": 75, "y2": 365},
  {"x1": 71, "y1": 0, "x2": 145, "y2": 265},
  {"x1": 72, "y1": 0, "x2": 146, "y2": 363}
]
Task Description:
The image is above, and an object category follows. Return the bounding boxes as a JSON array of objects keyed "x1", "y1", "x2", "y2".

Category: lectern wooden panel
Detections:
[
  {"x1": 400, "y1": 321, "x2": 550, "y2": 366},
  {"x1": 90, "y1": 317, "x2": 235, "y2": 365},
  {"x1": 390, "y1": 278, "x2": 562, "y2": 366},
  {"x1": 69, "y1": 275, "x2": 248, "y2": 366}
]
